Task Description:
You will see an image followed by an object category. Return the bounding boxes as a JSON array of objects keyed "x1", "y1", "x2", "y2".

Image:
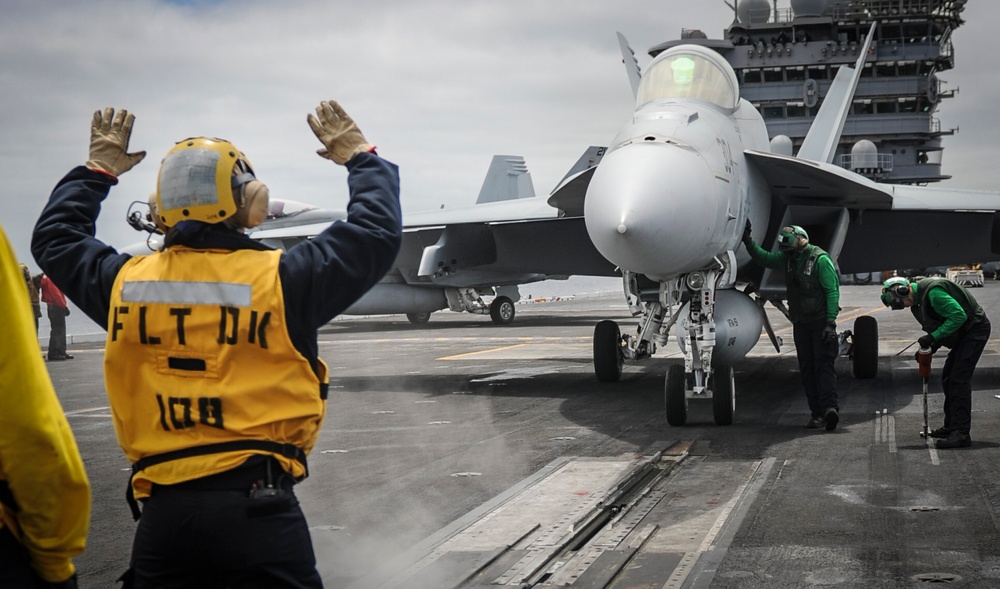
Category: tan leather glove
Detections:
[
  {"x1": 306, "y1": 100, "x2": 374, "y2": 165},
  {"x1": 86, "y1": 107, "x2": 146, "y2": 177}
]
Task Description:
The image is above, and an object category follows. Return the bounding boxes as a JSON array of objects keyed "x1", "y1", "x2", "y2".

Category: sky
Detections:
[{"x1": 2, "y1": 0, "x2": 996, "y2": 271}]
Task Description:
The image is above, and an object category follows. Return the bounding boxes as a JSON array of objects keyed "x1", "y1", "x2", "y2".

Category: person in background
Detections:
[
  {"x1": 39, "y1": 275, "x2": 72, "y2": 361},
  {"x1": 742, "y1": 221, "x2": 842, "y2": 430},
  {"x1": 880, "y1": 276, "x2": 990, "y2": 449},
  {"x1": 19, "y1": 264, "x2": 41, "y2": 336},
  {"x1": 1, "y1": 225, "x2": 90, "y2": 588},
  {"x1": 32, "y1": 101, "x2": 401, "y2": 588}
]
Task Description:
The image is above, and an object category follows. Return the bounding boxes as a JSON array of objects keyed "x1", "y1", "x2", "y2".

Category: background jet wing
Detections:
[
  {"x1": 405, "y1": 216, "x2": 618, "y2": 284},
  {"x1": 247, "y1": 221, "x2": 335, "y2": 240}
]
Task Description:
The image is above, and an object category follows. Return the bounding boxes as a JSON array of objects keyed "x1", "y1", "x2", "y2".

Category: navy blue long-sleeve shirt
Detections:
[{"x1": 32, "y1": 152, "x2": 402, "y2": 370}]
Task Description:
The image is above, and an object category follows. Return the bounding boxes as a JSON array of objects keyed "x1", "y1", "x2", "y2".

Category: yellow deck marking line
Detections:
[
  {"x1": 440, "y1": 343, "x2": 532, "y2": 360},
  {"x1": 767, "y1": 304, "x2": 887, "y2": 335}
]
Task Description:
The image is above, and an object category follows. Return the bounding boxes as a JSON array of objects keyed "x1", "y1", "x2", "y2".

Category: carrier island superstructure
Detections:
[{"x1": 652, "y1": 0, "x2": 967, "y2": 185}]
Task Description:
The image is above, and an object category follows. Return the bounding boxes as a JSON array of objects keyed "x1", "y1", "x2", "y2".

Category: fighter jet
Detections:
[
  {"x1": 558, "y1": 25, "x2": 1000, "y2": 426},
  {"x1": 122, "y1": 24, "x2": 1000, "y2": 427},
  {"x1": 125, "y1": 147, "x2": 619, "y2": 325}
]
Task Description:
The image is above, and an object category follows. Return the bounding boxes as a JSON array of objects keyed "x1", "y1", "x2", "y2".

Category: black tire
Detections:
[
  {"x1": 665, "y1": 364, "x2": 688, "y2": 426},
  {"x1": 489, "y1": 296, "x2": 515, "y2": 325},
  {"x1": 712, "y1": 365, "x2": 735, "y2": 426},
  {"x1": 406, "y1": 312, "x2": 431, "y2": 325},
  {"x1": 852, "y1": 315, "x2": 878, "y2": 379},
  {"x1": 593, "y1": 320, "x2": 623, "y2": 382}
]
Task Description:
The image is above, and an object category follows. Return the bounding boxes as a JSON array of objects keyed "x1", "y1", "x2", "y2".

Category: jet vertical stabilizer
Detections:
[
  {"x1": 797, "y1": 23, "x2": 877, "y2": 163},
  {"x1": 475, "y1": 155, "x2": 535, "y2": 204},
  {"x1": 617, "y1": 32, "x2": 641, "y2": 99}
]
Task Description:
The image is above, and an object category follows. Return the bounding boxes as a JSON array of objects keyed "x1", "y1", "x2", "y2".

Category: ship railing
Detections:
[
  {"x1": 838, "y1": 153, "x2": 895, "y2": 173},
  {"x1": 745, "y1": 1, "x2": 967, "y2": 24}
]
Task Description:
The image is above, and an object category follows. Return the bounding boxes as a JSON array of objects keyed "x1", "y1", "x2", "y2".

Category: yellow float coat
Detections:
[
  {"x1": 106, "y1": 246, "x2": 327, "y2": 499},
  {"x1": 0, "y1": 225, "x2": 90, "y2": 583}
]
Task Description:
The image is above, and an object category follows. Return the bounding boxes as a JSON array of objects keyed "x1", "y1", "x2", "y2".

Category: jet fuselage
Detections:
[{"x1": 584, "y1": 44, "x2": 771, "y2": 282}]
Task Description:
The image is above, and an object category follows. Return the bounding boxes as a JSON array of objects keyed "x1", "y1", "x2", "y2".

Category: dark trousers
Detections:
[
  {"x1": 793, "y1": 317, "x2": 839, "y2": 417},
  {"x1": 46, "y1": 305, "x2": 67, "y2": 359},
  {"x1": 941, "y1": 317, "x2": 991, "y2": 434},
  {"x1": 126, "y1": 464, "x2": 323, "y2": 589},
  {"x1": 0, "y1": 526, "x2": 45, "y2": 588}
]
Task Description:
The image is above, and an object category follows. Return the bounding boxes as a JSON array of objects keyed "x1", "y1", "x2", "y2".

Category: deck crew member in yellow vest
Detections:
[
  {"x1": 1, "y1": 225, "x2": 90, "y2": 589},
  {"x1": 32, "y1": 101, "x2": 402, "y2": 588}
]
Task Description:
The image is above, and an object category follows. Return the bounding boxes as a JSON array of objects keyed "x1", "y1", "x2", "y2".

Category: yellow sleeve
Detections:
[{"x1": 0, "y1": 226, "x2": 90, "y2": 583}]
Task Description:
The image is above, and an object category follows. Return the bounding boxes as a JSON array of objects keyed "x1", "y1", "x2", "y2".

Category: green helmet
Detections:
[
  {"x1": 881, "y1": 276, "x2": 911, "y2": 309},
  {"x1": 777, "y1": 225, "x2": 808, "y2": 252}
]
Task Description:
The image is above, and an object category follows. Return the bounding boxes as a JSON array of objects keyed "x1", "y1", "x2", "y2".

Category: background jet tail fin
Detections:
[
  {"x1": 797, "y1": 22, "x2": 876, "y2": 163},
  {"x1": 617, "y1": 32, "x2": 641, "y2": 99},
  {"x1": 476, "y1": 155, "x2": 535, "y2": 204}
]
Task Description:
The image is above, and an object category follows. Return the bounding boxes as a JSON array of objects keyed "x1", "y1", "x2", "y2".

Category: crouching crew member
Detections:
[
  {"x1": 32, "y1": 101, "x2": 402, "y2": 588},
  {"x1": 881, "y1": 276, "x2": 990, "y2": 449}
]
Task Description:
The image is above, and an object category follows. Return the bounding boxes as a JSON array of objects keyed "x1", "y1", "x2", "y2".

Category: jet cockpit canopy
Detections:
[{"x1": 636, "y1": 44, "x2": 740, "y2": 112}]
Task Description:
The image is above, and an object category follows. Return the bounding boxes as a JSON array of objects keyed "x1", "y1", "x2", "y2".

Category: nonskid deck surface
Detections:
[{"x1": 50, "y1": 285, "x2": 1000, "y2": 587}]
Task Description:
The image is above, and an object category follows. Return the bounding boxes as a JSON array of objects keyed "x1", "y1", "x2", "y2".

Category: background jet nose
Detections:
[{"x1": 584, "y1": 142, "x2": 723, "y2": 278}]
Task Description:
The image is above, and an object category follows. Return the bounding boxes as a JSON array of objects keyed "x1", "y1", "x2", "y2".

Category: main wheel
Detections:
[
  {"x1": 406, "y1": 312, "x2": 431, "y2": 325},
  {"x1": 593, "y1": 320, "x2": 623, "y2": 382},
  {"x1": 489, "y1": 296, "x2": 515, "y2": 325},
  {"x1": 712, "y1": 365, "x2": 735, "y2": 426},
  {"x1": 852, "y1": 315, "x2": 878, "y2": 379},
  {"x1": 665, "y1": 364, "x2": 688, "y2": 426}
]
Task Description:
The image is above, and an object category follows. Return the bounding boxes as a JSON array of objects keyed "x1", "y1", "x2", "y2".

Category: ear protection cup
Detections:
[
  {"x1": 881, "y1": 277, "x2": 911, "y2": 308},
  {"x1": 147, "y1": 192, "x2": 168, "y2": 233},
  {"x1": 232, "y1": 180, "x2": 270, "y2": 229}
]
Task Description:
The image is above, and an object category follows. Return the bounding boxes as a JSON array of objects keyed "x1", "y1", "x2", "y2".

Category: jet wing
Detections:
[
  {"x1": 837, "y1": 208, "x2": 997, "y2": 274},
  {"x1": 745, "y1": 150, "x2": 893, "y2": 208},
  {"x1": 745, "y1": 149, "x2": 1000, "y2": 273}
]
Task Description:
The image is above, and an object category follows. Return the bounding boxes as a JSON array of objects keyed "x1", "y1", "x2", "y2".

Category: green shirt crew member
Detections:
[
  {"x1": 881, "y1": 276, "x2": 990, "y2": 449},
  {"x1": 742, "y1": 221, "x2": 841, "y2": 430}
]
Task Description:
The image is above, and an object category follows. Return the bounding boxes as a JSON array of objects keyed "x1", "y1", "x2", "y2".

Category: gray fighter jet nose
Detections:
[{"x1": 584, "y1": 142, "x2": 724, "y2": 280}]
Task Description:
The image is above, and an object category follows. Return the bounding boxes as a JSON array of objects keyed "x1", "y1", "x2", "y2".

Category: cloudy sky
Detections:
[{"x1": 2, "y1": 0, "x2": 994, "y2": 270}]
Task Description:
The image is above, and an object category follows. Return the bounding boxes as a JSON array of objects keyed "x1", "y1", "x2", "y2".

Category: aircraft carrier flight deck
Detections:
[{"x1": 53, "y1": 283, "x2": 1000, "y2": 588}]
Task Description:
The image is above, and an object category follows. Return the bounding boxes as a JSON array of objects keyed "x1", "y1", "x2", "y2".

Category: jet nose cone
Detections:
[{"x1": 584, "y1": 142, "x2": 724, "y2": 278}]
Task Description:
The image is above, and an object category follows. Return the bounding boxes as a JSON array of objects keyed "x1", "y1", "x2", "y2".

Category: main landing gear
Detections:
[{"x1": 842, "y1": 314, "x2": 878, "y2": 379}]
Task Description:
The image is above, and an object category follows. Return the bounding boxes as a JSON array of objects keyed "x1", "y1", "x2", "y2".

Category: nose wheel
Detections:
[
  {"x1": 712, "y1": 365, "x2": 735, "y2": 426},
  {"x1": 665, "y1": 364, "x2": 735, "y2": 426},
  {"x1": 664, "y1": 364, "x2": 688, "y2": 426}
]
